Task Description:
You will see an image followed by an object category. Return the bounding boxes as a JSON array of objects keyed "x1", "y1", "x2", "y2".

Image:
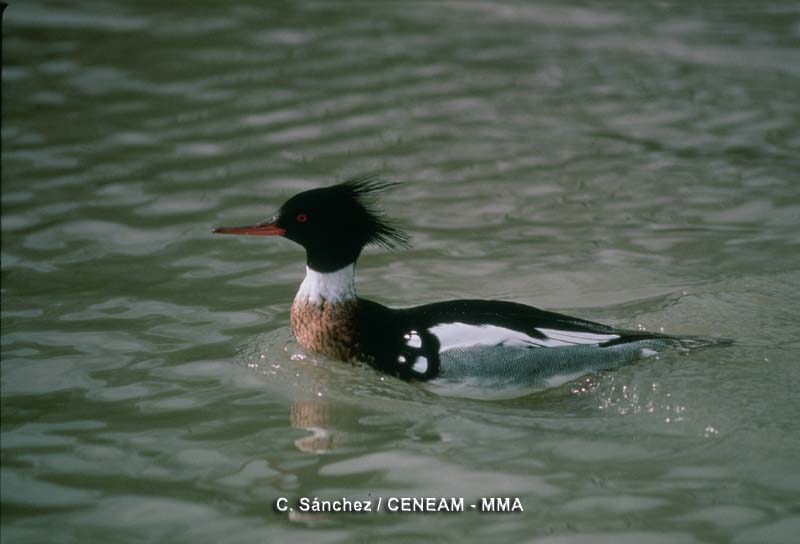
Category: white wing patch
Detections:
[
  {"x1": 412, "y1": 356, "x2": 429, "y2": 374},
  {"x1": 404, "y1": 331, "x2": 422, "y2": 348},
  {"x1": 535, "y1": 328, "x2": 620, "y2": 345},
  {"x1": 429, "y1": 323, "x2": 619, "y2": 351}
]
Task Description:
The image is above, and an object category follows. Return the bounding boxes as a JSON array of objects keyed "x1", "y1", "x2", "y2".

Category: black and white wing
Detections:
[
  {"x1": 358, "y1": 298, "x2": 675, "y2": 383},
  {"x1": 407, "y1": 299, "x2": 657, "y2": 349}
]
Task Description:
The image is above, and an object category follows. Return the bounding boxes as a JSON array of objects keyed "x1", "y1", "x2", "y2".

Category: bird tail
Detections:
[{"x1": 663, "y1": 335, "x2": 734, "y2": 351}]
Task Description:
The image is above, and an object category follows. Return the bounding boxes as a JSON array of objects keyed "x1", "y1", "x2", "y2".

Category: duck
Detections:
[{"x1": 214, "y1": 177, "x2": 722, "y2": 387}]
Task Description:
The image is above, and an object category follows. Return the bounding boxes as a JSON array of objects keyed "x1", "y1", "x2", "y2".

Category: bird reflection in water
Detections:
[{"x1": 290, "y1": 399, "x2": 335, "y2": 453}]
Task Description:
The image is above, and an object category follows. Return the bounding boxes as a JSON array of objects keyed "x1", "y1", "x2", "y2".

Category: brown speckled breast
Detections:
[{"x1": 290, "y1": 299, "x2": 361, "y2": 362}]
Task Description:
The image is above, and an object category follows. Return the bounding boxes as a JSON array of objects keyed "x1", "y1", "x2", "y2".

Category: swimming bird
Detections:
[{"x1": 214, "y1": 178, "x2": 720, "y2": 388}]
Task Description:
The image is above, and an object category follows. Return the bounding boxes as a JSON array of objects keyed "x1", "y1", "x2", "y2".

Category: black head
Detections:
[{"x1": 213, "y1": 177, "x2": 410, "y2": 272}]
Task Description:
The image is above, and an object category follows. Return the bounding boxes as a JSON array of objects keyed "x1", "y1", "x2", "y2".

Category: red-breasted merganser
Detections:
[{"x1": 214, "y1": 178, "x2": 723, "y2": 386}]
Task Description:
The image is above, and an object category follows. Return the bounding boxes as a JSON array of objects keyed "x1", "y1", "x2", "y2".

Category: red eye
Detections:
[{"x1": 296, "y1": 213, "x2": 308, "y2": 223}]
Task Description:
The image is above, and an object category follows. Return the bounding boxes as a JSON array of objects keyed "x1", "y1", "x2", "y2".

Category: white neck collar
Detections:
[{"x1": 294, "y1": 264, "x2": 356, "y2": 305}]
